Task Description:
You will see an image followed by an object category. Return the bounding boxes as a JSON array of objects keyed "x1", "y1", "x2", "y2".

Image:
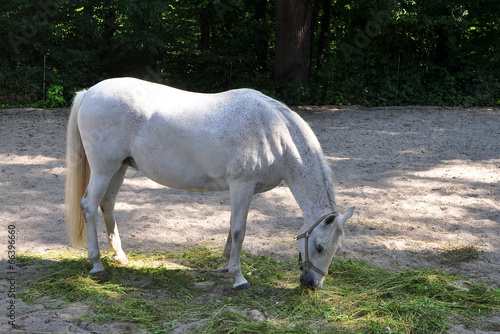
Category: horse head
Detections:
[{"x1": 297, "y1": 207, "x2": 355, "y2": 289}]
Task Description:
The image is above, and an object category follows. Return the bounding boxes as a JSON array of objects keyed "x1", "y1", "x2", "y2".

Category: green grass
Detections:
[{"x1": 14, "y1": 246, "x2": 500, "y2": 333}]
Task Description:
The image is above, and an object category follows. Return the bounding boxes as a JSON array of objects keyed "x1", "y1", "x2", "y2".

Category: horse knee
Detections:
[
  {"x1": 80, "y1": 191, "x2": 88, "y2": 211},
  {"x1": 232, "y1": 229, "x2": 244, "y2": 242},
  {"x1": 81, "y1": 205, "x2": 97, "y2": 221},
  {"x1": 80, "y1": 191, "x2": 97, "y2": 218}
]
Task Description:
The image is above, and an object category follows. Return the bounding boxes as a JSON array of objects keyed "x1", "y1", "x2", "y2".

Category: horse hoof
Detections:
[
  {"x1": 234, "y1": 283, "x2": 251, "y2": 291},
  {"x1": 114, "y1": 257, "x2": 129, "y2": 265},
  {"x1": 90, "y1": 270, "x2": 107, "y2": 280}
]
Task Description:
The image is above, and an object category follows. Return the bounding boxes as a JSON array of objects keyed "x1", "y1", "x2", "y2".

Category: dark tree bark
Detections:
[
  {"x1": 200, "y1": 11, "x2": 210, "y2": 50},
  {"x1": 315, "y1": 0, "x2": 333, "y2": 71},
  {"x1": 274, "y1": 0, "x2": 313, "y2": 85},
  {"x1": 254, "y1": 0, "x2": 268, "y2": 71}
]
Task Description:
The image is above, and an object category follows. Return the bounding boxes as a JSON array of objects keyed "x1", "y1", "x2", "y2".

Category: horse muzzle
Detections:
[{"x1": 300, "y1": 267, "x2": 325, "y2": 290}]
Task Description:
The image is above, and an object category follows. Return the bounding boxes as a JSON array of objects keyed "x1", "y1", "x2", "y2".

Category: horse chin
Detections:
[{"x1": 300, "y1": 269, "x2": 325, "y2": 290}]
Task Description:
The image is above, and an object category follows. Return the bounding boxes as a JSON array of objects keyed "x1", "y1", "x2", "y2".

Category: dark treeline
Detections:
[{"x1": 1, "y1": 0, "x2": 499, "y2": 106}]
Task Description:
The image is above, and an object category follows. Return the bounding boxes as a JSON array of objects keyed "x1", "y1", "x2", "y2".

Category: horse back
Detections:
[{"x1": 77, "y1": 78, "x2": 307, "y2": 192}]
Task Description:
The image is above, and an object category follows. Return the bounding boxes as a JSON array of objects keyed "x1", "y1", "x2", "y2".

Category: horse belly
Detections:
[
  {"x1": 139, "y1": 164, "x2": 230, "y2": 192},
  {"x1": 130, "y1": 134, "x2": 284, "y2": 193},
  {"x1": 131, "y1": 136, "x2": 232, "y2": 192}
]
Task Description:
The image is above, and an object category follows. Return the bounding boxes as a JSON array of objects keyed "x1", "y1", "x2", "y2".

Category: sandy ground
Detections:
[{"x1": 0, "y1": 106, "x2": 499, "y2": 333}]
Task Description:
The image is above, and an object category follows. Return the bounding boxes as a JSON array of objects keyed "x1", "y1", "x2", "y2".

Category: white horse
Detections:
[{"x1": 65, "y1": 77, "x2": 355, "y2": 290}]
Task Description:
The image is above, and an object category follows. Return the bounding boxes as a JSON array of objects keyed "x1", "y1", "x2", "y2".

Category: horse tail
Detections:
[{"x1": 65, "y1": 90, "x2": 90, "y2": 247}]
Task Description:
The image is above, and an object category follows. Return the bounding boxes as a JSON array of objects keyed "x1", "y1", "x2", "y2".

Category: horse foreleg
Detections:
[
  {"x1": 227, "y1": 181, "x2": 255, "y2": 290},
  {"x1": 100, "y1": 164, "x2": 128, "y2": 265}
]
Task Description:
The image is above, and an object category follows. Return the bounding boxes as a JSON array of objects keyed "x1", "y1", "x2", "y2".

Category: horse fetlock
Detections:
[
  {"x1": 227, "y1": 263, "x2": 242, "y2": 276},
  {"x1": 113, "y1": 255, "x2": 129, "y2": 265},
  {"x1": 87, "y1": 248, "x2": 101, "y2": 260}
]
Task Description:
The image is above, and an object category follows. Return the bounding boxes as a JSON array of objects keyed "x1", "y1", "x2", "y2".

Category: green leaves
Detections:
[{"x1": 0, "y1": 0, "x2": 498, "y2": 107}]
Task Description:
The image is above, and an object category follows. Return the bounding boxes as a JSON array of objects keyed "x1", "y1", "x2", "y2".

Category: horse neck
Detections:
[
  {"x1": 269, "y1": 101, "x2": 338, "y2": 225},
  {"x1": 284, "y1": 148, "x2": 338, "y2": 225}
]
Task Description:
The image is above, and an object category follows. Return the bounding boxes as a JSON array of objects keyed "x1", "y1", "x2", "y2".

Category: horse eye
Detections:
[{"x1": 316, "y1": 244, "x2": 325, "y2": 253}]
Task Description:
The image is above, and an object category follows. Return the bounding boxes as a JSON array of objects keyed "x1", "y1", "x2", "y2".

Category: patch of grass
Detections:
[
  {"x1": 16, "y1": 246, "x2": 500, "y2": 333},
  {"x1": 439, "y1": 244, "x2": 481, "y2": 265}
]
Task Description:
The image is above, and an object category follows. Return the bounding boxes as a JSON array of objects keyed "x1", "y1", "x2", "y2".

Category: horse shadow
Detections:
[{"x1": 3, "y1": 255, "x2": 354, "y2": 333}]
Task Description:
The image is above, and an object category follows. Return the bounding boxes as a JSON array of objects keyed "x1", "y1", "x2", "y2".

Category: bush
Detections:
[{"x1": 0, "y1": 0, "x2": 498, "y2": 107}]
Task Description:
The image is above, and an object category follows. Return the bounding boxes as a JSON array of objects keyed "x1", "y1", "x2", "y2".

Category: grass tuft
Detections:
[
  {"x1": 439, "y1": 244, "x2": 481, "y2": 265},
  {"x1": 15, "y1": 246, "x2": 500, "y2": 333}
]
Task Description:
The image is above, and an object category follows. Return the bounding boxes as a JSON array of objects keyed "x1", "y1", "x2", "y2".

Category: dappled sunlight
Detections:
[
  {"x1": 301, "y1": 106, "x2": 500, "y2": 288},
  {"x1": 2, "y1": 106, "x2": 499, "y2": 292},
  {"x1": 115, "y1": 202, "x2": 157, "y2": 212},
  {"x1": 410, "y1": 159, "x2": 500, "y2": 184},
  {"x1": 125, "y1": 256, "x2": 192, "y2": 271},
  {"x1": 0, "y1": 153, "x2": 60, "y2": 166},
  {"x1": 386, "y1": 159, "x2": 500, "y2": 223},
  {"x1": 337, "y1": 154, "x2": 500, "y2": 283}
]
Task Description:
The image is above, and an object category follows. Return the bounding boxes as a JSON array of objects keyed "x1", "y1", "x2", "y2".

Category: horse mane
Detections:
[{"x1": 262, "y1": 94, "x2": 338, "y2": 213}]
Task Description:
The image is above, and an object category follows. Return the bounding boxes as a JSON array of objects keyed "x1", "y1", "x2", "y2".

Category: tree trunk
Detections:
[
  {"x1": 316, "y1": 0, "x2": 332, "y2": 71},
  {"x1": 200, "y1": 10, "x2": 210, "y2": 50},
  {"x1": 254, "y1": 0, "x2": 268, "y2": 71},
  {"x1": 274, "y1": 0, "x2": 313, "y2": 85}
]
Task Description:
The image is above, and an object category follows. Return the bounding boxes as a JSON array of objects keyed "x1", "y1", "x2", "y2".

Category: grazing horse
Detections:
[{"x1": 65, "y1": 77, "x2": 355, "y2": 290}]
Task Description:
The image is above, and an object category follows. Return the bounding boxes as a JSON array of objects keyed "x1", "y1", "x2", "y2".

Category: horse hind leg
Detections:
[
  {"x1": 218, "y1": 228, "x2": 232, "y2": 272},
  {"x1": 81, "y1": 175, "x2": 113, "y2": 275},
  {"x1": 100, "y1": 163, "x2": 129, "y2": 265},
  {"x1": 227, "y1": 181, "x2": 255, "y2": 290},
  {"x1": 81, "y1": 162, "x2": 123, "y2": 276}
]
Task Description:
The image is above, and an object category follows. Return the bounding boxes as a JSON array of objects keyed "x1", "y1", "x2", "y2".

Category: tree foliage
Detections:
[{"x1": 0, "y1": 0, "x2": 498, "y2": 106}]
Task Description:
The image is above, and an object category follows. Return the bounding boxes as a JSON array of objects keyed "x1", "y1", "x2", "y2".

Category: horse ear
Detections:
[{"x1": 339, "y1": 207, "x2": 355, "y2": 226}]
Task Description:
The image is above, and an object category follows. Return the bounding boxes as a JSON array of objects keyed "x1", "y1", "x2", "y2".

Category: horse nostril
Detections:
[
  {"x1": 300, "y1": 272, "x2": 317, "y2": 290},
  {"x1": 303, "y1": 279, "x2": 317, "y2": 290}
]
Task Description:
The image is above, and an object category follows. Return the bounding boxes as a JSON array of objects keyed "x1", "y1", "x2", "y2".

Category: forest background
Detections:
[{"x1": 1, "y1": 0, "x2": 499, "y2": 107}]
